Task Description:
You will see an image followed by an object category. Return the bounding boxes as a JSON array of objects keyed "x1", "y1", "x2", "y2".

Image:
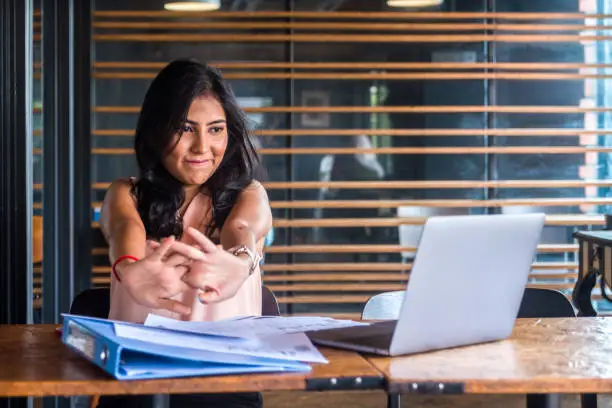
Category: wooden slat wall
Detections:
[{"x1": 35, "y1": 4, "x2": 612, "y2": 318}]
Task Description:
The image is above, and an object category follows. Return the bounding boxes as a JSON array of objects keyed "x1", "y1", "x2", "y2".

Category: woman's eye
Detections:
[
  {"x1": 210, "y1": 126, "x2": 225, "y2": 135},
  {"x1": 181, "y1": 124, "x2": 194, "y2": 133}
]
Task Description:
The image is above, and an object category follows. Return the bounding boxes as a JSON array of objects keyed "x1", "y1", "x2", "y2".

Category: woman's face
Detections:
[{"x1": 162, "y1": 92, "x2": 228, "y2": 187}]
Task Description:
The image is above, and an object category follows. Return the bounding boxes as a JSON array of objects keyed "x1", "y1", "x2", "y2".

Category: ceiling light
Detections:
[
  {"x1": 387, "y1": 0, "x2": 443, "y2": 7},
  {"x1": 164, "y1": 0, "x2": 220, "y2": 11}
]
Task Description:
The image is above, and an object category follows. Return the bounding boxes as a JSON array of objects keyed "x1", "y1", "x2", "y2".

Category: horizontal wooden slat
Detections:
[
  {"x1": 268, "y1": 263, "x2": 409, "y2": 272},
  {"x1": 91, "y1": 244, "x2": 576, "y2": 256},
  {"x1": 270, "y1": 216, "x2": 604, "y2": 228},
  {"x1": 92, "y1": 21, "x2": 612, "y2": 32},
  {"x1": 88, "y1": 214, "x2": 603, "y2": 230},
  {"x1": 265, "y1": 146, "x2": 612, "y2": 154},
  {"x1": 92, "y1": 72, "x2": 612, "y2": 80},
  {"x1": 267, "y1": 283, "x2": 409, "y2": 292},
  {"x1": 83, "y1": 266, "x2": 577, "y2": 276},
  {"x1": 92, "y1": 62, "x2": 612, "y2": 71},
  {"x1": 92, "y1": 33, "x2": 612, "y2": 43},
  {"x1": 263, "y1": 274, "x2": 408, "y2": 282},
  {"x1": 87, "y1": 271, "x2": 577, "y2": 287},
  {"x1": 92, "y1": 263, "x2": 440, "y2": 273},
  {"x1": 262, "y1": 244, "x2": 579, "y2": 254},
  {"x1": 267, "y1": 279, "x2": 576, "y2": 291},
  {"x1": 275, "y1": 283, "x2": 577, "y2": 304},
  {"x1": 262, "y1": 180, "x2": 612, "y2": 190},
  {"x1": 43, "y1": 268, "x2": 579, "y2": 282},
  {"x1": 259, "y1": 262, "x2": 576, "y2": 272},
  {"x1": 78, "y1": 146, "x2": 612, "y2": 155},
  {"x1": 92, "y1": 105, "x2": 612, "y2": 114},
  {"x1": 36, "y1": 268, "x2": 581, "y2": 282},
  {"x1": 262, "y1": 272, "x2": 577, "y2": 281},
  {"x1": 276, "y1": 294, "x2": 392, "y2": 304},
  {"x1": 45, "y1": 196, "x2": 595, "y2": 210},
  {"x1": 83, "y1": 180, "x2": 612, "y2": 191},
  {"x1": 90, "y1": 128, "x2": 612, "y2": 137},
  {"x1": 91, "y1": 11, "x2": 612, "y2": 20},
  {"x1": 537, "y1": 244, "x2": 579, "y2": 253},
  {"x1": 269, "y1": 198, "x2": 612, "y2": 209}
]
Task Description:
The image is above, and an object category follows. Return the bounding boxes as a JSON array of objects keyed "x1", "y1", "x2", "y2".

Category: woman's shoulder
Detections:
[
  {"x1": 104, "y1": 178, "x2": 138, "y2": 204},
  {"x1": 110, "y1": 177, "x2": 136, "y2": 187},
  {"x1": 240, "y1": 180, "x2": 267, "y2": 195},
  {"x1": 233, "y1": 180, "x2": 269, "y2": 206}
]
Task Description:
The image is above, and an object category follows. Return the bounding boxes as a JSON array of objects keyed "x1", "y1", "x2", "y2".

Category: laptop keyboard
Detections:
[{"x1": 349, "y1": 332, "x2": 393, "y2": 348}]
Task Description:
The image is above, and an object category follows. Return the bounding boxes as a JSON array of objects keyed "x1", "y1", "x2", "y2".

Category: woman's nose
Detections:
[{"x1": 191, "y1": 132, "x2": 209, "y2": 153}]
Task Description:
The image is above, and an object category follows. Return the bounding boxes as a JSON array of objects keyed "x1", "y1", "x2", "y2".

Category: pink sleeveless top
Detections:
[{"x1": 108, "y1": 192, "x2": 263, "y2": 323}]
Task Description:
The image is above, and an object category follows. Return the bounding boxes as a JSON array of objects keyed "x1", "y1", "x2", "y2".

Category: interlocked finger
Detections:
[{"x1": 150, "y1": 236, "x2": 175, "y2": 262}]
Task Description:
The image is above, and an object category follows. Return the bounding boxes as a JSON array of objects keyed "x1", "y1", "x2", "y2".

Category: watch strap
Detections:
[{"x1": 228, "y1": 245, "x2": 258, "y2": 275}]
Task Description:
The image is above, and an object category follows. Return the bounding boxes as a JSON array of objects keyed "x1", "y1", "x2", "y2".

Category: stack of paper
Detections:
[
  {"x1": 143, "y1": 314, "x2": 368, "y2": 339},
  {"x1": 61, "y1": 313, "x2": 368, "y2": 380}
]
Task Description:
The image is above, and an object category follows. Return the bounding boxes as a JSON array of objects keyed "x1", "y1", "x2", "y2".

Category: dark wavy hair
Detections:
[{"x1": 133, "y1": 59, "x2": 264, "y2": 240}]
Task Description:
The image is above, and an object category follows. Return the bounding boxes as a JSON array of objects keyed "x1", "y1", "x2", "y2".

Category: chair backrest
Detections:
[
  {"x1": 69, "y1": 285, "x2": 281, "y2": 319},
  {"x1": 361, "y1": 290, "x2": 404, "y2": 320},
  {"x1": 69, "y1": 287, "x2": 110, "y2": 318},
  {"x1": 516, "y1": 287, "x2": 576, "y2": 318},
  {"x1": 261, "y1": 285, "x2": 280, "y2": 316},
  {"x1": 360, "y1": 287, "x2": 576, "y2": 321}
]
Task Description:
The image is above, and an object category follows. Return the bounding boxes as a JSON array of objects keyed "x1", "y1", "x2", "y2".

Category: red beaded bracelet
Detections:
[{"x1": 111, "y1": 255, "x2": 139, "y2": 282}]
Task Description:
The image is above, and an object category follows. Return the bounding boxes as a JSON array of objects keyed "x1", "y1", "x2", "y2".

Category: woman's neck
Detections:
[{"x1": 180, "y1": 185, "x2": 201, "y2": 216}]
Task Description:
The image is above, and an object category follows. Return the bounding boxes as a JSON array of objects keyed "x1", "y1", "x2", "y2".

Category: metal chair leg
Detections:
[
  {"x1": 386, "y1": 392, "x2": 400, "y2": 408},
  {"x1": 526, "y1": 393, "x2": 561, "y2": 408},
  {"x1": 581, "y1": 393, "x2": 597, "y2": 408}
]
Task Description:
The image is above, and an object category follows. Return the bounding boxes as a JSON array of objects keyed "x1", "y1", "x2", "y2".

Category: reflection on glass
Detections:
[{"x1": 91, "y1": 0, "x2": 610, "y2": 316}]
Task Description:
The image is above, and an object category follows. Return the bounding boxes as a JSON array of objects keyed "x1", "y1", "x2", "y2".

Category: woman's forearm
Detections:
[
  {"x1": 108, "y1": 221, "x2": 147, "y2": 258},
  {"x1": 219, "y1": 220, "x2": 258, "y2": 252}
]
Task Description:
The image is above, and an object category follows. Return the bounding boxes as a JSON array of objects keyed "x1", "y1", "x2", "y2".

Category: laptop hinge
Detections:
[
  {"x1": 390, "y1": 381, "x2": 465, "y2": 395},
  {"x1": 306, "y1": 375, "x2": 384, "y2": 391}
]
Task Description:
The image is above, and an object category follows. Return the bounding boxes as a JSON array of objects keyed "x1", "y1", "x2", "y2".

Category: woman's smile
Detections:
[{"x1": 185, "y1": 158, "x2": 212, "y2": 167}]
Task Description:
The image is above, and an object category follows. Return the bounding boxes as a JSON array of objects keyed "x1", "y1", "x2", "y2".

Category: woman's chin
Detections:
[
  {"x1": 178, "y1": 171, "x2": 214, "y2": 186},
  {"x1": 183, "y1": 178, "x2": 209, "y2": 187}
]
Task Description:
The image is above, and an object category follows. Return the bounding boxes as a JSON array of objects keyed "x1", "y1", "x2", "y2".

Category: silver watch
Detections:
[{"x1": 228, "y1": 245, "x2": 258, "y2": 275}]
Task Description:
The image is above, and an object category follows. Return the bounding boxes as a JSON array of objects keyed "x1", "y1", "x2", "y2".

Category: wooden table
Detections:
[
  {"x1": 367, "y1": 317, "x2": 612, "y2": 396},
  {"x1": 0, "y1": 325, "x2": 383, "y2": 397},
  {"x1": 4, "y1": 318, "x2": 612, "y2": 407}
]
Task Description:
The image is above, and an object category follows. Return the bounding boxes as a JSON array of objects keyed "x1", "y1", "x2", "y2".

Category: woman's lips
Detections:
[{"x1": 185, "y1": 159, "x2": 212, "y2": 167}]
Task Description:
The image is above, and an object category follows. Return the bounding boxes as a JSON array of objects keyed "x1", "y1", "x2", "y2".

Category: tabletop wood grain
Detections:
[
  {"x1": 367, "y1": 317, "x2": 612, "y2": 395},
  {"x1": 0, "y1": 325, "x2": 381, "y2": 397}
]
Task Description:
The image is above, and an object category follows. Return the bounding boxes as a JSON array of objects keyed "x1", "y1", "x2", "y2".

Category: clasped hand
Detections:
[{"x1": 121, "y1": 227, "x2": 252, "y2": 315}]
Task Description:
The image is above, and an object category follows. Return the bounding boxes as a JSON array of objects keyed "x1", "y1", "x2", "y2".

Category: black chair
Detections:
[
  {"x1": 518, "y1": 288, "x2": 596, "y2": 408},
  {"x1": 69, "y1": 287, "x2": 110, "y2": 318},
  {"x1": 517, "y1": 287, "x2": 576, "y2": 319},
  {"x1": 261, "y1": 285, "x2": 280, "y2": 317}
]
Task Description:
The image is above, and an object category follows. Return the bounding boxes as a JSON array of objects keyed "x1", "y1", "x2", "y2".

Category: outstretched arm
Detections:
[
  {"x1": 179, "y1": 181, "x2": 273, "y2": 303},
  {"x1": 100, "y1": 179, "x2": 194, "y2": 315},
  {"x1": 219, "y1": 180, "x2": 272, "y2": 254},
  {"x1": 100, "y1": 179, "x2": 147, "y2": 270}
]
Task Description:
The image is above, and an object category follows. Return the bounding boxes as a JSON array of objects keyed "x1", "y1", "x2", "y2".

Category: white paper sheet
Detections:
[
  {"x1": 144, "y1": 314, "x2": 369, "y2": 340},
  {"x1": 113, "y1": 323, "x2": 328, "y2": 364}
]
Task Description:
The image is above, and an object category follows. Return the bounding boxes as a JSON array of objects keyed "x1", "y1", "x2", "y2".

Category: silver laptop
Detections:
[{"x1": 308, "y1": 213, "x2": 545, "y2": 356}]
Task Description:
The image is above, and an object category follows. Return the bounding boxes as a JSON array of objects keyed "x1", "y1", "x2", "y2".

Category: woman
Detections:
[{"x1": 98, "y1": 59, "x2": 272, "y2": 408}]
